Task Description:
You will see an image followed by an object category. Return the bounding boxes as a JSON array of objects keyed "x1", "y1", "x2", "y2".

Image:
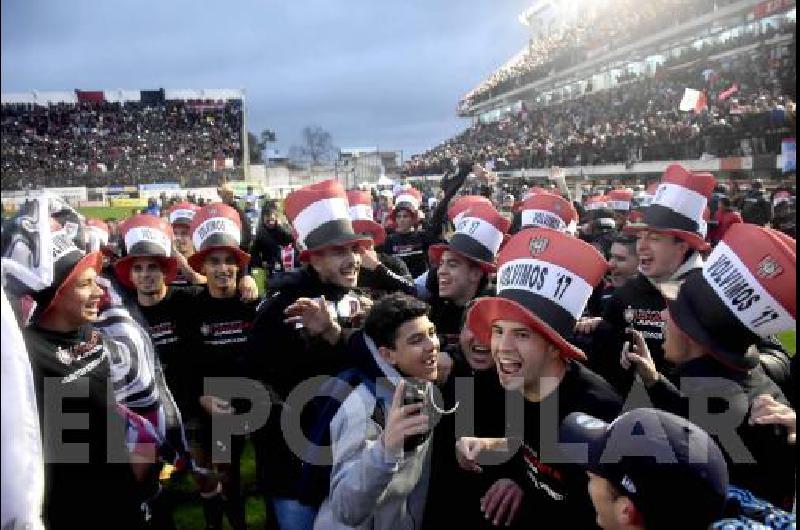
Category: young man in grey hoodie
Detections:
[{"x1": 314, "y1": 293, "x2": 440, "y2": 530}]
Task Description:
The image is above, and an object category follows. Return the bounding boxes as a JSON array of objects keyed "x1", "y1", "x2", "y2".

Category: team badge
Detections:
[
  {"x1": 623, "y1": 306, "x2": 636, "y2": 324},
  {"x1": 56, "y1": 347, "x2": 73, "y2": 365},
  {"x1": 529, "y1": 236, "x2": 549, "y2": 257},
  {"x1": 200, "y1": 323, "x2": 210, "y2": 336},
  {"x1": 756, "y1": 256, "x2": 783, "y2": 280}
]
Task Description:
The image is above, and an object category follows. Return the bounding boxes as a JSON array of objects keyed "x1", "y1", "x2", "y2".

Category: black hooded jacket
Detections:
[{"x1": 246, "y1": 266, "x2": 364, "y2": 498}]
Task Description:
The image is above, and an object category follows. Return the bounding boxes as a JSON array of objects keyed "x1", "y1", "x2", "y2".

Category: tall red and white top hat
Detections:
[
  {"x1": 519, "y1": 193, "x2": 578, "y2": 234},
  {"x1": 429, "y1": 202, "x2": 511, "y2": 272},
  {"x1": 608, "y1": 188, "x2": 634, "y2": 212},
  {"x1": 284, "y1": 180, "x2": 371, "y2": 261},
  {"x1": 448, "y1": 195, "x2": 493, "y2": 223},
  {"x1": 625, "y1": 164, "x2": 715, "y2": 250},
  {"x1": 187, "y1": 203, "x2": 250, "y2": 272},
  {"x1": 522, "y1": 187, "x2": 553, "y2": 200},
  {"x1": 167, "y1": 202, "x2": 201, "y2": 227},
  {"x1": 114, "y1": 214, "x2": 178, "y2": 289},
  {"x1": 664, "y1": 223, "x2": 795, "y2": 370},
  {"x1": 346, "y1": 189, "x2": 386, "y2": 246},
  {"x1": 391, "y1": 186, "x2": 423, "y2": 222},
  {"x1": 585, "y1": 195, "x2": 610, "y2": 211},
  {"x1": 467, "y1": 228, "x2": 608, "y2": 360}
]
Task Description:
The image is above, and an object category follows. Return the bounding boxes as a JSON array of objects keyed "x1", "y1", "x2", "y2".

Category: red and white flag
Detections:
[
  {"x1": 679, "y1": 88, "x2": 708, "y2": 112},
  {"x1": 719, "y1": 84, "x2": 739, "y2": 101}
]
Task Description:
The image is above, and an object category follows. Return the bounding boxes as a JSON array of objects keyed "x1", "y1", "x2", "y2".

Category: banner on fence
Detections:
[{"x1": 109, "y1": 197, "x2": 148, "y2": 208}]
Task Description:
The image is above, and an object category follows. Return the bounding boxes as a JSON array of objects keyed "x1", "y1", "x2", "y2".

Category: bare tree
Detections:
[{"x1": 292, "y1": 126, "x2": 337, "y2": 165}]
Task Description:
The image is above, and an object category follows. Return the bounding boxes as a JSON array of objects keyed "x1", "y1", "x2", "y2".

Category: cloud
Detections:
[{"x1": 1, "y1": 0, "x2": 532, "y2": 156}]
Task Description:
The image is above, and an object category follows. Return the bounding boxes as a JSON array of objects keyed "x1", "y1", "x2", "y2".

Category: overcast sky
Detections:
[{"x1": 1, "y1": 0, "x2": 533, "y2": 159}]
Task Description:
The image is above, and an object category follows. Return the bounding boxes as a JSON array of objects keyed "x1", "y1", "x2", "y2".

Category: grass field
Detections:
[{"x1": 78, "y1": 206, "x2": 142, "y2": 220}]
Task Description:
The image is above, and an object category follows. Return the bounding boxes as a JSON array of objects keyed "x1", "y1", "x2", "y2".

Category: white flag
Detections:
[{"x1": 679, "y1": 88, "x2": 707, "y2": 112}]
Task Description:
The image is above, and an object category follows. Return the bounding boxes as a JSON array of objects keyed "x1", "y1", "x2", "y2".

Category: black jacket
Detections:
[
  {"x1": 590, "y1": 273, "x2": 675, "y2": 395},
  {"x1": 247, "y1": 266, "x2": 363, "y2": 499},
  {"x1": 357, "y1": 251, "x2": 416, "y2": 298},
  {"x1": 249, "y1": 223, "x2": 294, "y2": 275},
  {"x1": 646, "y1": 356, "x2": 795, "y2": 509},
  {"x1": 423, "y1": 354, "x2": 525, "y2": 529},
  {"x1": 741, "y1": 191, "x2": 772, "y2": 226}
]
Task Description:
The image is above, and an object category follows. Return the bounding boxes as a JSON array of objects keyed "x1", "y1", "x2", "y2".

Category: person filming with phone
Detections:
[{"x1": 313, "y1": 293, "x2": 441, "y2": 530}]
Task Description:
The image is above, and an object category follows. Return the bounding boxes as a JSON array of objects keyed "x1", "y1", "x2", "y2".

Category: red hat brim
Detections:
[
  {"x1": 428, "y1": 243, "x2": 496, "y2": 273},
  {"x1": 623, "y1": 223, "x2": 710, "y2": 251},
  {"x1": 467, "y1": 296, "x2": 587, "y2": 361},
  {"x1": 188, "y1": 246, "x2": 251, "y2": 273},
  {"x1": 390, "y1": 205, "x2": 420, "y2": 223},
  {"x1": 113, "y1": 255, "x2": 179, "y2": 290},
  {"x1": 39, "y1": 251, "x2": 105, "y2": 320},
  {"x1": 351, "y1": 219, "x2": 386, "y2": 247}
]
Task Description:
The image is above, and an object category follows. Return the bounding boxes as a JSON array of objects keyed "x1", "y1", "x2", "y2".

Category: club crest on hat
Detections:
[
  {"x1": 529, "y1": 236, "x2": 550, "y2": 257},
  {"x1": 756, "y1": 256, "x2": 784, "y2": 280}
]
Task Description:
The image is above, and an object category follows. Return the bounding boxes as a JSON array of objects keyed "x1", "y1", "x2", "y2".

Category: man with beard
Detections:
[
  {"x1": 458, "y1": 228, "x2": 622, "y2": 529},
  {"x1": 247, "y1": 180, "x2": 375, "y2": 530}
]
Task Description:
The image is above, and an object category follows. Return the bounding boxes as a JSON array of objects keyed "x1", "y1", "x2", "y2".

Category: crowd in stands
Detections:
[
  {"x1": 407, "y1": 29, "x2": 795, "y2": 176},
  {"x1": 0, "y1": 99, "x2": 243, "y2": 190},
  {"x1": 461, "y1": 0, "x2": 750, "y2": 108}
]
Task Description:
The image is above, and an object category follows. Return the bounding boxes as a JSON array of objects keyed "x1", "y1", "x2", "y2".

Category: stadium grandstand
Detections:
[
  {"x1": 0, "y1": 88, "x2": 245, "y2": 191},
  {"x1": 405, "y1": 0, "x2": 796, "y2": 179}
]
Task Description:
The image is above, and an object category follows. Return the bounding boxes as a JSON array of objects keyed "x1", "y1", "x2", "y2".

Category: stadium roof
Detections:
[{"x1": 1, "y1": 88, "x2": 245, "y2": 104}]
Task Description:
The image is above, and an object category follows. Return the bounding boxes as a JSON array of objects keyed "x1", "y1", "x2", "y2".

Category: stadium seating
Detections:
[
  {"x1": 1, "y1": 93, "x2": 243, "y2": 190},
  {"x1": 406, "y1": 19, "x2": 795, "y2": 176}
]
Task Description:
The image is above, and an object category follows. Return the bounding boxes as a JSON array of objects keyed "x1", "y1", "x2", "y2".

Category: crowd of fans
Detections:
[
  {"x1": 407, "y1": 29, "x2": 796, "y2": 176},
  {"x1": 0, "y1": 99, "x2": 243, "y2": 190},
  {"x1": 2, "y1": 160, "x2": 796, "y2": 530},
  {"x1": 460, "y1": 0, "x2": 749, "y2": 108}
]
